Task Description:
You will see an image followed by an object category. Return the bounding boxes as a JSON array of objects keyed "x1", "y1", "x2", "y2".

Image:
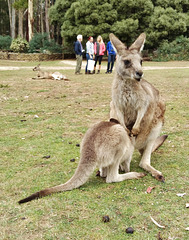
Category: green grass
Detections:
[{"x1": 0, "y1": 60, "x2": 189, "y2": 239}]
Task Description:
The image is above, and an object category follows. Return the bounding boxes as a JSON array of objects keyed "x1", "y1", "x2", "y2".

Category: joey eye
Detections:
[{"x1": 124, "y1": 60, "x2": 131, "y2": 66}]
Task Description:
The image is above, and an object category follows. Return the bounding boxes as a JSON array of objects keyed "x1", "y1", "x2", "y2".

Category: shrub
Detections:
[
  {"x1": 0, "y1": 35, "x2": 12, "y2": 51},
  {"x1": 10, "y1": 37, "x2": 29, "y2": 53},
  {"x1": 29, "y1": 33, "x2": 62, "y2": 53},
  {"x1": 153, "y1": 36, "x2": 189, "y2": 61}
]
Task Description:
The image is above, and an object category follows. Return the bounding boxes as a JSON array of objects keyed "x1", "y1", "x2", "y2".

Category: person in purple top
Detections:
[{"x1": 105, "y1": 41, "x2": 116, "y2": 74}]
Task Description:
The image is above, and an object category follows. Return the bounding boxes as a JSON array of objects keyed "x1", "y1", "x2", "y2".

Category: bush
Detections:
[
  {"x1": 29, "y1": 33, "x2": 62, "y2": 53},
  {"x1": 10, "y1": 37, "x2": 29, "y2": 53},
  {"x1": 0, "y1": 35, "x2": 12, "y2": 51},
  {"x1": 153, "y1": 36, "x2": 189, "y2": 61}
]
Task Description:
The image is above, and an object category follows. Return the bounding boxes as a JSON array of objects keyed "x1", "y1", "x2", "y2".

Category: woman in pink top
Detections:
[{"x1": 93, "y1": 35, "x2": 106, "y2": 74}]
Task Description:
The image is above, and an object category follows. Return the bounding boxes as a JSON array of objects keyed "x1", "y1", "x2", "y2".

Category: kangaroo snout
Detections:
[{"x1": 135, "y1": 70, "x2": 143, "y2": 81}]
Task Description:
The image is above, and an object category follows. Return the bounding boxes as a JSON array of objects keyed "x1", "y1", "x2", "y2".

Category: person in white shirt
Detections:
[{"x1": 85, "y1": 36, "x2": 94, "y2": 74}]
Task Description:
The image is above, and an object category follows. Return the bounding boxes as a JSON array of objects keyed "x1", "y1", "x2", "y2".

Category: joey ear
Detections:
[
  {"x1": 129, "y1": 33, "x2": 146, "y2": 52},
  {"x1": 109, "y1": 33, "x2": 127, "y2": 54}
]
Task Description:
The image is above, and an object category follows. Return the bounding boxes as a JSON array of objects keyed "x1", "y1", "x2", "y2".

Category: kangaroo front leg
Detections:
[
  {"x1": 131, "y1": 108, "x2": 146, "y2": 136},
  {"x1": 139, "y1": 141, "x2": 164, "y2": 182}
]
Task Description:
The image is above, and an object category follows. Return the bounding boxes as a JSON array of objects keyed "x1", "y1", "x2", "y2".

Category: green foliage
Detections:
[
  {"x1": 49, "y1": 0, "x2": 189, "y2": 54},
  {"x1": 111, "y1": 19, "x2": 139, "y2": 45},
  {"x1": 61, "y1": 0, "x2": 117, "y2": 47},
  {"x1": 49, "y1": 0, "x2": 75, "y2": 24},
  {"x1": 10, "y1": 37, "x2": 29, "y2": 53},
  {"x1": 0, "y1": 35, "x2": 12, "y2": 51},
  {"x1": 13, "y1": 0, "x2": 27, "y2": 10},
  {"x1": 29, "y1": 33, "x2": 62, "y2": 53},
  {"x1": 147, "y1": 7, "x2": 189, "y2": 48},
  {"x1": 154, "y1": 36, "x2": 189, "y2": 61}
]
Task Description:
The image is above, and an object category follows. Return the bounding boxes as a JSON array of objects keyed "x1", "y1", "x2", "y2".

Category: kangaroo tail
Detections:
[
  {"x1": 18, "y1": 160, "x2": 96, "y2": 204},
  {"x1": 152, "y1": 135, "x2": 168, "y2": 153}
]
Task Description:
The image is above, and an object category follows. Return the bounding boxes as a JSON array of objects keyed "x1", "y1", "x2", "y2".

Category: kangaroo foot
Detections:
[{"x1": 155, "y1": 174, "x2": 165, "y2": 182}]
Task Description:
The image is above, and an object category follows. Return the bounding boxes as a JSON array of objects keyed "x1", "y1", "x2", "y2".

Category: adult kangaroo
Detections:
[{"x1": 110, "y1": 33, "x2": 168, "y2": 181}]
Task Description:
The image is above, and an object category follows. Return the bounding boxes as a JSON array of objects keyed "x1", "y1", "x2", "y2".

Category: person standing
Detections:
[
  {"x1": 85, "y1": 36, "x2": 94, "y2": 74},
  {"x1": 74, "y1": 34, "x2": 84, "y2": 75},
  {"x1": 105, "y1": 40, "x2": 116, "y2": 74},
  {"x1": 94, "y1": 36, "x2": 106, "y2": 74}
]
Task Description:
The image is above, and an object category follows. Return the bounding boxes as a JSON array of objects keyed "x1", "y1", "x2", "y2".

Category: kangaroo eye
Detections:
[{"x1": 124, "y1": 60, "x2": 131, "y2": 66}]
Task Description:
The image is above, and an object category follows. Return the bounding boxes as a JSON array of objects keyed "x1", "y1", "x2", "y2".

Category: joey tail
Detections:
[{"x1": 18, "y1": 160, "x2": 96, "y2": 204}]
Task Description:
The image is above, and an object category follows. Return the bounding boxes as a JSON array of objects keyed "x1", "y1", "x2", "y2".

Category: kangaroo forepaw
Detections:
[{"x1": 131, "y1": 127, "x2": 140, "y2": 136}]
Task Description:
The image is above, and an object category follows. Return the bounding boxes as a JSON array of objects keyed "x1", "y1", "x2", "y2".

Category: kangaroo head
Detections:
[
  {"x1": 33, "y1": 64, "x2": 41, "y2": 72},
  {"x1": 109, "y1": 33, "x2": 146, "y2": 81}
]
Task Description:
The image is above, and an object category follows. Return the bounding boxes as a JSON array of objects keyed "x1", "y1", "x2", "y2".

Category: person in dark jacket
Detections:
[
  {"x1": 105, "y1": 41, "x2": 116, "y2": 74},
  {"x1": 74, "y1": 34, "x2": 84, "y2": 74}
]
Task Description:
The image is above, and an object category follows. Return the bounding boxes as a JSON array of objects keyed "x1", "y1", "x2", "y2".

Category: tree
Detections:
[
  {"x1": 49, "y1": 0, "x2": 76, "y2": 44},
  {"x1": 28, "y1": 0, "x2": 34, "y2": 41},
  {"x1": 61, "y1": 0, "x2": 117, "y2": 46},
  {"x1": 13, "y1": 0, "x2": 27, "y2": 38},
  {"x1": 147, "y1": 6, "x2": 188, "y2": 47},
  {"x1": 45, "y1": 0, "x2": 50, "y2": 38},
  {"x1": 7, "y1": 0, "x2": 16, "y2": 38},
  {"x1": 49, "y1": 0, "x2": 188, "y2": 50},
  {"x1": 0, "y1": 0, "x2": 10, "y2": 35}
]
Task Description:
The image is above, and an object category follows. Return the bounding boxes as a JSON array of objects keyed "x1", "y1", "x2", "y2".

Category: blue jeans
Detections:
[
  {"x1": 107, "y1": 54, "x2": 116, "y2": 72},
  {"x1": 85, "y1": 53, "x2": 93, "y2": 73}
]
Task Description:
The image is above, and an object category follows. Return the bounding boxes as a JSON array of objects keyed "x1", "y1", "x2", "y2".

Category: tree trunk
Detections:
[
  {"x1": 45, "y1": 0, "x2": 50, "y2": 38},
  {"x1": 28, "y1": 0, "x2": 34, "y2": 41},
  {"x1": 7, "y1": 0, "x2": 16, "y2": 38},
  {"x1": 18, "y1": 9, "x2": 23, "y2": 38},
  {"x1": 40, "y1": 0, "x2": 44, "y2": 34}
]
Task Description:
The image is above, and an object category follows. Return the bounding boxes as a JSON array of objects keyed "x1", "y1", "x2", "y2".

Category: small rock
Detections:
[
  {"x1": 102, "y1": 215, "x2": 110, "y2": 223},
  {"x1": 126, "y1": 227, "x2": 134, "y2": 234},
  {"x1": 70, "y1": 159, "x2": 75, "y2": 162},
  {"x1": 76, "y1": 143, "x2": 80, "y2": 147},
  {"x1": 43, "y1": 155, "x2": 51, "y2": 159},
  {"x1": 69, "y1": 142, "x2": 72, "y2": 144}
]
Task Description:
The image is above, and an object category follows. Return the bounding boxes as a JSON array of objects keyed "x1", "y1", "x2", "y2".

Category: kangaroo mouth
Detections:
[{"x1": 134, "y1": 76, "x2": 142, "y2": 81}]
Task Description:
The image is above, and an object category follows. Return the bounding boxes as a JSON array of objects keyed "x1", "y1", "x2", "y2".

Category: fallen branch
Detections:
[{"x1": 150, "y1": 216, "x2": 165, "y2": 229}]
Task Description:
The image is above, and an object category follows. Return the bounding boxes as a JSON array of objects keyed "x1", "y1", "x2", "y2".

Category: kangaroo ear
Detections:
[
  {"x1": 109, "y1": 33, "x2": 127, "y2": 55},
  {"x1": 129, "y1": 33, "x2": 146, "y2": 52}
]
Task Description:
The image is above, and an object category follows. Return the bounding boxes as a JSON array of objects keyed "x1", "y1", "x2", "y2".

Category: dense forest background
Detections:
[{"x1": 0, "y1": 0, "x2": 189, "y2": 57}]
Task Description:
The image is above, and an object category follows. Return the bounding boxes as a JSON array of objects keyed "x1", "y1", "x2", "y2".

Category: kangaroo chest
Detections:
[{"x1": 115, "y1": 80, "x2": 149, "y2": 126}]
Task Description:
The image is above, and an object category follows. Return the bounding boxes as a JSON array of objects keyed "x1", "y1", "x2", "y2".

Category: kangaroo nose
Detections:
[
  {"x1": 135, "y1": 71, "x2": 143, "y2": 81},
  {"x1": 136, "y1": 71, "x2": 143, "y2": 77}
]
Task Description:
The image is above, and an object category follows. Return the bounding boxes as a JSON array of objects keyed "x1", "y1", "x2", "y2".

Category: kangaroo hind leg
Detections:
[{"x1": 139, "y1": 141, "x2": 164, "y2": 182}]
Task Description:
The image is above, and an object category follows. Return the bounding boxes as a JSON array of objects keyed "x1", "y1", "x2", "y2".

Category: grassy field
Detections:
[{"x1": 0, "y1": 60, "x2": 188, "y2": 240}]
